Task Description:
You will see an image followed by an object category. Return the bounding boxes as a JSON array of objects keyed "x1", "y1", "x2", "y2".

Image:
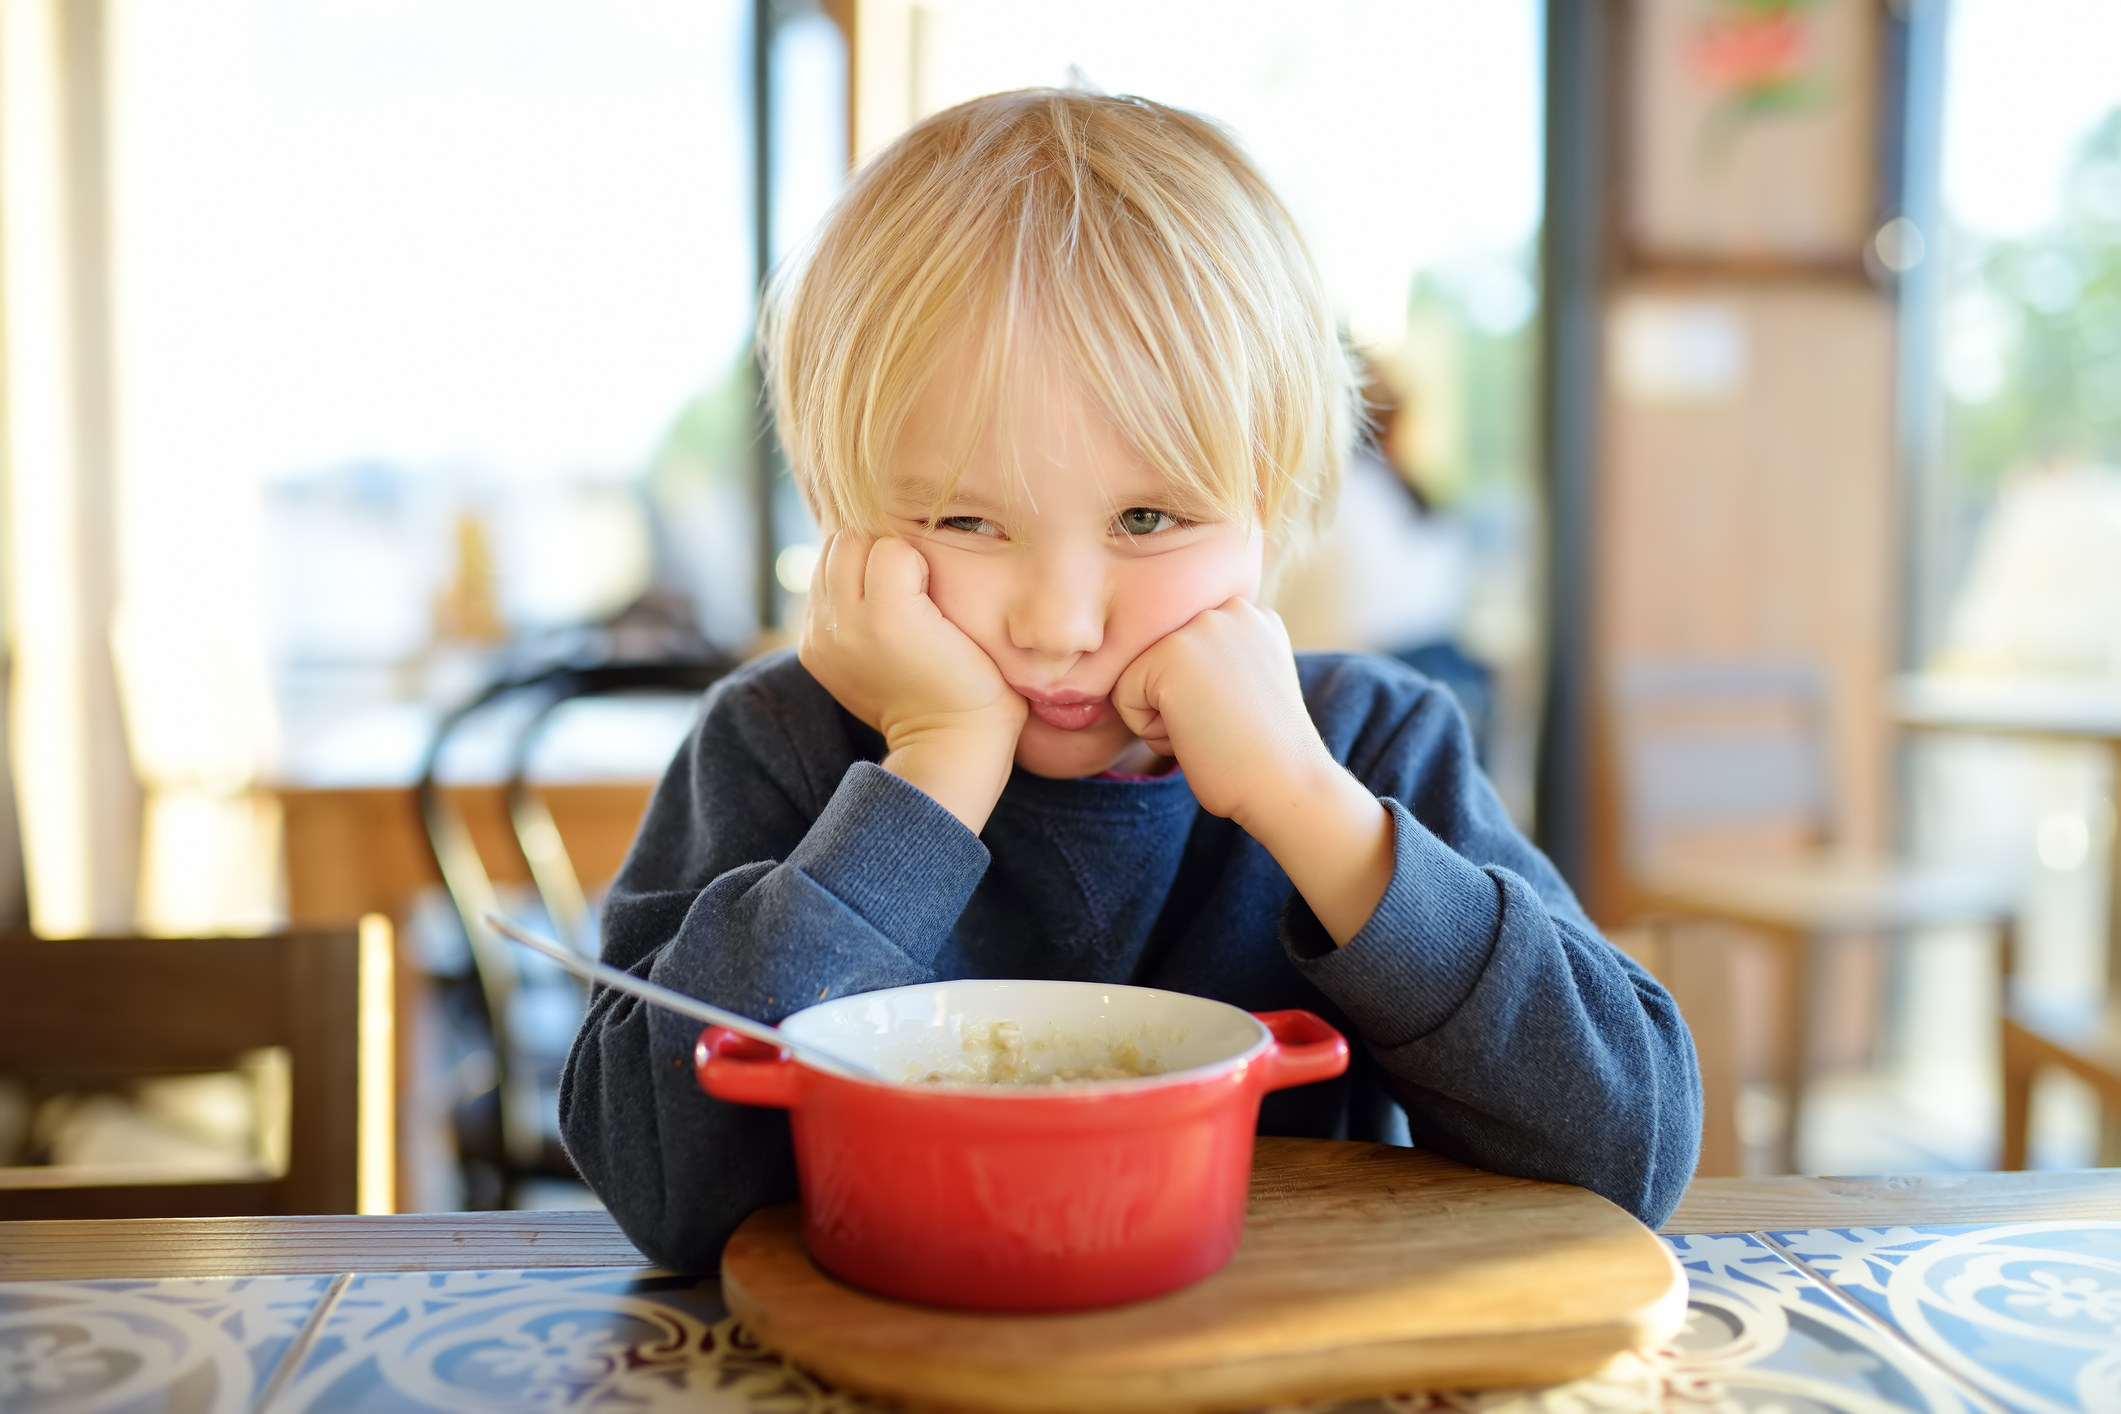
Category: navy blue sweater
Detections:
[{"x1": 560, "y1": 650, "x2": 1700, "y2": 1271}]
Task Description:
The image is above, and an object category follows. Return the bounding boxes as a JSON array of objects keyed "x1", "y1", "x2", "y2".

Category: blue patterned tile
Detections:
[
  {"x1": 267, "y1": 1250, "x2": 1982, "y2": 1413},
  {"x1": 268, "y1": 1265, "x2": 894, "y2": 1412},
  {"x1": 0, "y1": 1273, "x2": 335, "y2": 1413},
  {"x1": 1647, "y1": 1232, "x2": 1985, "y2": 1413},
  {"x1": 0, "y1": 1239, "x2": 2016, "y2": 1414},
  {"x1": 1771, "y1": 1222, "x2": 2121, "y2": 1414}
]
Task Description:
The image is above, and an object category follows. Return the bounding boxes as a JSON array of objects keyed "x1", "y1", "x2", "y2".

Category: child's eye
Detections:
[
  {"x1": 935, "y1": 515, "x2": 1004, "y2": 538},
  {"x1": 1114, "y1": 507, "x2": 1187, "y2": 537}
]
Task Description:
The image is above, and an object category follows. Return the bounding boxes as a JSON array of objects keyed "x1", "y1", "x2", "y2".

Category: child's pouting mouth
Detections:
[{"x1": 1013, "y1": 688, "x2": 1109, "y2": 732}]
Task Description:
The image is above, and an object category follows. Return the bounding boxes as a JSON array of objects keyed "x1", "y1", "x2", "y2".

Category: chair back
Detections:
[
  {"x1": 1611, "y1": 659, "x2": 1838, "y2": 870},
  {"x1": 416, "y1": 655, "x2": 734, "y2": 1205},
  {"x1": 0, "y1": 931, "x2": 360, "y2": 1218}
]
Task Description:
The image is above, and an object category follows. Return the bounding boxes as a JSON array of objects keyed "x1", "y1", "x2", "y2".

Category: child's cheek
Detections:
[
  {"x1": 1121, "y1": 535, "x2": 1264, "y2": 645},
  {"x1": 915, "y1": 543, "x2": 1004, "y2": 646}
]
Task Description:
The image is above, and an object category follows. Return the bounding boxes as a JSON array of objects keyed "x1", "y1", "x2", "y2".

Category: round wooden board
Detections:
[{"x1": 721, "y1": 1136, "x2": 1687, "y2": 1414}]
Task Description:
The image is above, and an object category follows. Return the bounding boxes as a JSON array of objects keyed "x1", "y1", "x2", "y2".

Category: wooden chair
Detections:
[
  {"x1": 0, "y1": 931, "x2": 362, "y2": 1218},
  {"x1": 1613, "y1": 661, "x2": 2019, "y2": 1174},
  {"x1": 2000, "y1": 968, "x2": 2121, "y2": 1170}
]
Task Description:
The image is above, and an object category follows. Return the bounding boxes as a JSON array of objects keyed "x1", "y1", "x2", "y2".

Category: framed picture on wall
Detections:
[{"x1": 1622, "y1": 0, "x2": 1887, "y2": 273}]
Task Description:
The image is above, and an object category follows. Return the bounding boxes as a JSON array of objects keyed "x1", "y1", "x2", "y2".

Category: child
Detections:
[{"x1": 562, "y1": 90, "x2": 1700, "y2": 1272}]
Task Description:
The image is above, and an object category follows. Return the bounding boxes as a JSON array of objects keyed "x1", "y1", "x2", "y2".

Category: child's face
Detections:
[{"x1": 882, "y1": 345, "x2": 1264, "y2": 779}]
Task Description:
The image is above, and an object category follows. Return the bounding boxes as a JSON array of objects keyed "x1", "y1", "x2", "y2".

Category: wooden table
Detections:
[
  {"x1": 1896, "y1": 673, "x2": 2121, "y2": 1166},
  {"x1": 3, "y1": 1165, "x2": 2117, "y2": 1411},
  {"x1": 1894, "y1": 672, "x2": 2121, "y2": 989},
  {"x1": 272, "y1": 692, "x2": 702, "y2": 926},
  {"x1": 276, "y1": 782, "x2": 654, "y2": 930}
]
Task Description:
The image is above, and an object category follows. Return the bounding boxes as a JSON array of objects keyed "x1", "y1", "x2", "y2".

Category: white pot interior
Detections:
[{"x1": 777, "y1": 980, "x2": 1268, "y2": 1088}]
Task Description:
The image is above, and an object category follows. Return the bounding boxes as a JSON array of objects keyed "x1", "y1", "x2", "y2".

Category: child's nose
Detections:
[{"x1": 1005, "y1": 552, "x2": 1105, "y2": 662}]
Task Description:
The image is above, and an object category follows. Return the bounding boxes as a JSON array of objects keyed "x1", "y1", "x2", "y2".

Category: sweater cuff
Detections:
[
  {"x1": 783, "y1": 760, "x2": 990, "y2": 968},
  {"x1": 1281, "y1": 797, "x2": 1502, "y2": 1045}
]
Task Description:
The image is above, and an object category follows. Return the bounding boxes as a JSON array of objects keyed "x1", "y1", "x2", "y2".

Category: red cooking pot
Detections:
[{"x1": 695, "y1": 978, "x2": 1347, "y2": 1311}]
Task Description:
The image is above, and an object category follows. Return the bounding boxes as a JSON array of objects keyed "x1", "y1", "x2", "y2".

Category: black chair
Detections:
[{"x1": 417, "y1": 655, "x2": 736, "y2": 1208}]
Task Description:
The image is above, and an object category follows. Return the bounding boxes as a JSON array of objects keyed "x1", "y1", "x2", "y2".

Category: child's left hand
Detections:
[
  {"x1": 1113, "y1": 600, "x2": 1395, "y2": 945},
  {"x1": 1110, "y1": 599, "x2": 1320, "y2": 823}
]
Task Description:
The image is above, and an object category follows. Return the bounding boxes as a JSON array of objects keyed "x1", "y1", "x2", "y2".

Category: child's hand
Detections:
[
  {"x1": 1110, "y1": 600, "x2": 1317, "y2": 821},
  {"x1": 799, "y1": 532, "x2": 1026, "y2": 832},
  {"x1": 1113, "y1": 600, "x2": 1394, "y2": 945}
]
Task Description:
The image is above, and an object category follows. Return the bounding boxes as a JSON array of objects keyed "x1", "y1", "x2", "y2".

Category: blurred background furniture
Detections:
[
  {"x1": 265, "y1": 587, "x2": 738, "y2": 1210},
  {"x1": 279, "y1": 784, "x2": 656, "y2": 938},
  {"x1": 413, "y1": 657, "x2": 734, "y2": 1210},
  {"x1": 0, "y1": 930, "x2": 370, "y2": 1219},
  {"x1": 276, "y1": 775, "x2": 656, "y2": 1210},
  {"x1": 1896, "y1": 673, "x2": 2121, "y2": 1166},
  {"x1": 2002, "y1": 979, "x2": 2121, "y2": 1171},
  {"x1": 1613, "y1": 660, "x2": 2020, "y2": 1175}
]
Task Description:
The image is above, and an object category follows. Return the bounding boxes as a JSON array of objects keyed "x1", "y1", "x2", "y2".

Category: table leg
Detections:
[
  {"x1": 1773, "y1": 927, "x2": 1814, "y2": 1175},
  {"x1": 393, "y1": 904, "x2": 421, "y2": 1212},
  {"x1": 1687, "y1": 928, "x2": 1743, "y2": 1179},
  {"x1": 1633, "y1": 921, "x2": 1742, "y2": 1177},
  {"x1": 2103, "y1": 742, "x2": 2121, "y2": 1166},
  {"x1": 1998, "y1": 918, "x2": 2032, "y2": 1170}
]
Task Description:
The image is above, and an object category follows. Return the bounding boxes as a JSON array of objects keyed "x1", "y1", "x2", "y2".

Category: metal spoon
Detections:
[{"x1": 483, "y1": 911, "x2": 889, "y2": 1083}]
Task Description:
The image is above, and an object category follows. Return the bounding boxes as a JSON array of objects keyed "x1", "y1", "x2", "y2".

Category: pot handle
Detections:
[
  {"x1": 694, "y1": 1026, "x2": 802, "y2": 1109},
  {"x1": 1252, "y1": 1009, "x2": 1350, "y2": 1092}
]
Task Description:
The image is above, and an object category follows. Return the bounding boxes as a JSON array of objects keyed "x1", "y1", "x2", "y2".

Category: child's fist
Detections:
[
  {"x1": 800, "y1": 532, "x2": 1025, "y2": 746},
  {"x1": 798, "y1": 532, "x2": 1026, "y2": 831},
  {"x1": 1111, "y1": 599, "x2": 1326, "y2": 826}
]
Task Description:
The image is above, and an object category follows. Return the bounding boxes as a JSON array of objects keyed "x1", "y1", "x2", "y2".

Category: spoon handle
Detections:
[{"x1": 482, "y1": 912, "x2": 882, "y2": 1082}]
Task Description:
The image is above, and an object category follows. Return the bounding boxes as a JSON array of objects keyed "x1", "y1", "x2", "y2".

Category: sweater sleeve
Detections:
[
  {"x1": 558, "y1": 665, "x2": 989, "y2": 1271},
  {"x1": 1279, "y1": 658, "x2": 1701, "y2": 1227}
]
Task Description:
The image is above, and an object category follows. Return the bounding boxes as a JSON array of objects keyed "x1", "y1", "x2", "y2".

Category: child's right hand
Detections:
[{"x1": 798, "y1": 531, "x2": 1026, "y2": 833}]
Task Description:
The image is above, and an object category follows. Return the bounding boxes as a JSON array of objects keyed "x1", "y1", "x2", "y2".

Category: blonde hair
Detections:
[{"x1": 759, "y1": 88, "x2": 1354, "y2": 554}]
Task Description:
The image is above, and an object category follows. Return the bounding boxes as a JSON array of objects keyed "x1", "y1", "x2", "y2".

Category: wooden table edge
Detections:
[
  {"x1": 0, "y1": 1210, "x2": 654, "y2": 1281},
  {"x1": 6, "y1": 1168, "x2": 2118, "y2": 1280},
  {"x1": 1662, "y1": 1168, "x2": 2121, "y2": 1232}
]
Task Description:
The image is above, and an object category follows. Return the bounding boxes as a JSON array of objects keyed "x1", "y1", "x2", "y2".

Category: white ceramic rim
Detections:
[{"x1": 775, "y1": 979, "x2": 1275, "y2": 1096}]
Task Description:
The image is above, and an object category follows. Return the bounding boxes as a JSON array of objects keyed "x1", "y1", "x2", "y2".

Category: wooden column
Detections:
[
  {"x1": 0, "y1": 0, "x2": 142, "y2": 935},
  {"x1": 1534, "y1": 0, "x2": 1614, "y2": 892},
  {"x1": 1585, "y1": 0, "x2": 1907, "y2": 920}
]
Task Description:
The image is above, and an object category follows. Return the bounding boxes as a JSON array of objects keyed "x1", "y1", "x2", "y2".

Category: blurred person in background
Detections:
[
  {"x1": 1279, "y1": 355, "x2": 1493, "y2": 762},
  {"x1": 1347, "y1": 358, "x2": 1493, "y2": 758}
]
